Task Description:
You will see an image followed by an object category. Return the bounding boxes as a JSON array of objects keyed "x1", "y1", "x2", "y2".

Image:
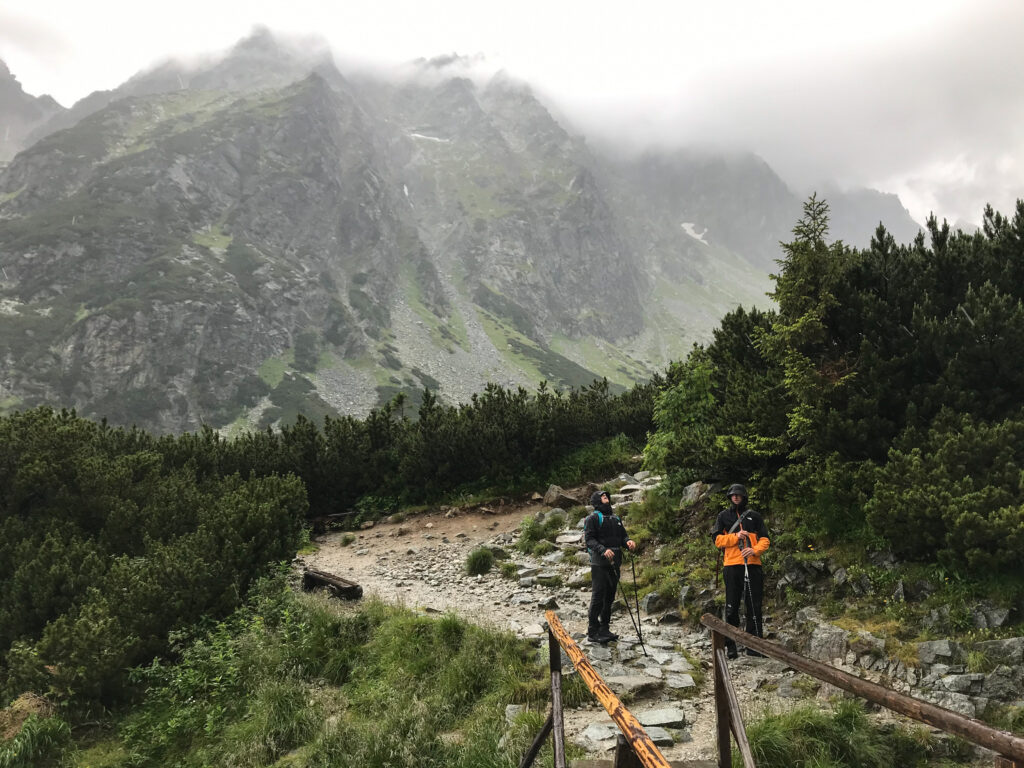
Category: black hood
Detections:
[{"x1": 590, "y1": 490, "x2": 613, "y2": 513}]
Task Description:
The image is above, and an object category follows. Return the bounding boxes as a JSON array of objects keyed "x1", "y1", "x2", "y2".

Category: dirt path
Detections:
[{"x1": 301, "y1": 490, "x2": 806, "y2": 763}]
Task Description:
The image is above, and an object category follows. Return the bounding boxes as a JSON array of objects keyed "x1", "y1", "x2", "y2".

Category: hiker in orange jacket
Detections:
[{"x1": 712, "y1": 483, "x2": 770, "y2": 658}]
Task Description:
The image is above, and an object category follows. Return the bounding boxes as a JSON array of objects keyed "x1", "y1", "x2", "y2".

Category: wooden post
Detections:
[
  {"x1": 518, "y1": 710, "x2": 553, "y2": 768},
  {"x1": 711, "y1": 630, "x2": 732, "y2": 768},
  {"x1": 613, "y1": 734, "x2": 645, "y2": 768},
  {"x1": 715, "y1": 648, "x2": 755, "y2": 767},
  {"x1": 549, "y1": 627, "x2": 567, "y2": 768},
  {"x1": 995, "y1": 758, "x2": 1024, "y2": 768}
]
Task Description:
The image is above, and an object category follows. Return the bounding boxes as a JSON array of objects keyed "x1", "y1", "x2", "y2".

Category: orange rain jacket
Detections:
[{"x1": 712, "y1": 508, "x2": 770, "y2": 566}]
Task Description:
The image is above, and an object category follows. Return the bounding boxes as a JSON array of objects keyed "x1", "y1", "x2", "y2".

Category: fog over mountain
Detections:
[{"x1": 2, "y1": 0, "x2": 1020, "y2": 227}]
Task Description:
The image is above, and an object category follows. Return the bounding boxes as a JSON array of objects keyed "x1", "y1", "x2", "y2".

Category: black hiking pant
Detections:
[
  {"x1": 588, "y1": 560, "x2": 620, "y2": 635},
  {"x1": 723, "y1": 563, "x2": 763, "y2": 653}
]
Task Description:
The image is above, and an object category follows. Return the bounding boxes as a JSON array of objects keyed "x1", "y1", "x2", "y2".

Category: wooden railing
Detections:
[
  {"x1": 701, "y1": 613, "x2": 1024, "y2": 768},
  {"x1": 519, "y1": 611, "x2": 674, "y2": 768}
]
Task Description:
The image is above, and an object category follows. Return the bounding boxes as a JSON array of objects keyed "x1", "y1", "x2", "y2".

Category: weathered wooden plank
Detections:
[
  {"x1": 518, "y1": 710, "x2": 553, "y2": 768},
  {"x1": 301, "y1": 568, "x2": 363, "y2": 599},
  {"x1": 702, "y1": 613, "x2": 1024, "y2": 764},
  {"x1": 613, "y1": 734, "x2": 644, "y2": 767},
  {"x1": 545, "y1": 611, "x2": 672, "y2": 768},
  {"x1": 714, "y1": 646, "x2": 755, "y2": 768},
  {"x1": 711, "y1": 632, "x2": 731, "y2": 768},
  {"x1": 550, "y1": 628, "x2": 567, "y2": 768}
]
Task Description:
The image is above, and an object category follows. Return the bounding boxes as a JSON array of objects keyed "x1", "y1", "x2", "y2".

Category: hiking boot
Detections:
[
  {"x1": 597, "y1": 629, "x2": 618, "y2": 642},
  {"x1": 586, "y1": 631, "x2": 604, "y2": 644},
  {"x1": 726, "y1": 646, "x2": 739, "y2": 660},
  {"x1": 745, "y1": 648, "x2": 765, "y2": 658}
]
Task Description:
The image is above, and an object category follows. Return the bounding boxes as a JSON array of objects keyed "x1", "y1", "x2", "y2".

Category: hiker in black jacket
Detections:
[{"x1": 584, "y1": 489, "x2": 635, "y2": 644}]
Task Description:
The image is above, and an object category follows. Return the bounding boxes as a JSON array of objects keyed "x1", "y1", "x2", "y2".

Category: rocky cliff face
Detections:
[{"x1": 0, "y1": 32, "x2": 922, "y2": 433}]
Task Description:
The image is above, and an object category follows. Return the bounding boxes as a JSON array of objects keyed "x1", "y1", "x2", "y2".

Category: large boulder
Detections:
[{"x1": 543, "y1": 484, "x2": 580, "y2": 508}]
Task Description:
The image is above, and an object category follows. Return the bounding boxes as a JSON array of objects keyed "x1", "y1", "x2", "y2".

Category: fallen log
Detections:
[{"x1": 302, "y1": 569, "x2": 363, "y2": 600}]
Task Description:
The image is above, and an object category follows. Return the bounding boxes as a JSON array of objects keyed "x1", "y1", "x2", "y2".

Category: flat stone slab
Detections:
[
  {"x1": 574, "y1": 722, "x2": 618, "y2": 751},
  {"x1": 636, "y1": 707, "x2": 686, "y2": 728},
  {"x1": 556, "y1": 533, "x2": 583, "y2": 545},
  {"x1": 644, "y1": 726, "x2": 674, "y2": 746},
  {"x1": 605, "y1": 675, "x2": 664, "y2": 697},
  {"x1": 666, "y1": 673, "x2": 697, "y2": 690}
]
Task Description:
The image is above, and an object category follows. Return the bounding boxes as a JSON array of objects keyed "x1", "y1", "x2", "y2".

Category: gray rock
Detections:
[
  {"x1": 680, "y1": 481, "x2": 709, "y2": 507},
  {"x1": 636, "y1": 706, "x2": 686, "y2": 728},
  {"x1": 538, "y1": 596, "x2": 559, "y2": 610},
  {"x1": 937, "y1": 673, "x2": 985, "y2": 694},
  {"x1": 807, "y1": 624, "x2": 850, "y2": 662},
  {"x1": 974, "y1": 636, "x2": 1024, "y2": 665},
  {"x1": 796, "y1": 607, "x2": 822, "y2": 625},
  {"x1": 640, "y1": 592, "x2": 663, "y2": 614},
  {"x1": 832, "y1": 567, "x2": 848, "y2": 586},
  {"x1": 849, "y1": 630, "x2": 886, "y2": 656},
  {"x1": 777, "y1": 675, "x2": 818, "y2": 699},
  {"x1": 664, "y1": 657, "x2": 694, "y2": 673},
  {"x1": 916, "y1": 639, "x2": 961, "y2": 665},
  {"x1": 666, "y1": 673, "x2": 696, "y2": 690},
  {"x1": 575, "y1": 722, "x2": 618, "y2": 751},
  {"x1": 926, "y1": 691, "x2": 977, "y2": 718},
  {"x1": 635, "y1": 471, "x2": 652, "y2": 481},
  {"x1": 971, "y1": 602, "x2": 1011, "y2": 629},
  {"x1": 644, "y1": 726, "x2": 675, "y2": 746},
  {"x1": 605, "y1": 675, "x2": 664, "y2": 696},
  {"x1": 555, "y1": 532, "x2": 582, "y2": 545},
  {"x1": 657, "y1": 611, "x2": 683, "y2": 625},
  {"x1": 568, "y1": 567, "x2": 592, "y2": 587},
  {"x1": 543, "y1": 485, "x2": 579, "y2": 508},
  {"x1": 892, "y1": 579, "x2": 905, "y2": 602},
  {"x1": 505, "y1": 704, "x2": 525, "y2": 724},
  {"x1": 981, "y1": 666, "x2": 1021, "y2": 700}
]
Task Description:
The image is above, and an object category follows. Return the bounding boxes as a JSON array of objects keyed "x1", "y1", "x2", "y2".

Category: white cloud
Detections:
[{"x1": 1, "y1": 0, "x2": 1022, "y2": 226}]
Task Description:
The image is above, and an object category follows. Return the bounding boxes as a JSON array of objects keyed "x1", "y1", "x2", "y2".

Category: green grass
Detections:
[
  {"x1": 193, "y1": 225, "x2": 233, "y2": 250},
  {"x1": 0, "y1": 186, "x2": 25, "y2": 205},
  {"x1": 515, "y1": 514, "x2": 568, "y2": 554},
  {"x1": 466, "y1": 547, "x2": 495, "y2": 576},
  {"x1": 738, "y1": 699, "x2": 958, "y2": 768},
  {"x1": 104, "y1": 576, "x2": 570, "y2": 768},
  {"x1": 259, "y1": 355, "x2": 291, "y2": 388}
]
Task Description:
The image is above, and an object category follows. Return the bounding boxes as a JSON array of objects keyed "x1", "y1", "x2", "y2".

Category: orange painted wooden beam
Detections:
[{"x1": 545, "y1": 610, "x2": 672, "y2": 768}]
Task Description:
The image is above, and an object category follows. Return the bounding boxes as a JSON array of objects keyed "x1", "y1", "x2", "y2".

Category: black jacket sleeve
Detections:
[{"x1": 584, "y1": 514, "x2": 604, "y2": 557}]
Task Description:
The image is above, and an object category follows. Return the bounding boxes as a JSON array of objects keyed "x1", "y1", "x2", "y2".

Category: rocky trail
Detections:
[{"x1": 301, "y1": 475, "x2": 815, "y2": 764}]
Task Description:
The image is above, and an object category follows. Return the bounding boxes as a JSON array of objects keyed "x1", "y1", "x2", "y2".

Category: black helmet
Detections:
[{"x1": 726, "y1": 483, "x2": 747, "y2": 499}]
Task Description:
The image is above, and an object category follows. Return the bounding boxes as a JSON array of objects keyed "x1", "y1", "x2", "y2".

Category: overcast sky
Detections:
[{"x1": 2, "y1": 0, "x2": 1022, "y2": 227}]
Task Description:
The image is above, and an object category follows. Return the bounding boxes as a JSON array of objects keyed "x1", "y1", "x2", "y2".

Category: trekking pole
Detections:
[
  {"x1": 613, "y1": 554, "x2": 647, "y2": 656},
  {"x1": 628, "y1": 552, "x2": 647, "y2": 653}
]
